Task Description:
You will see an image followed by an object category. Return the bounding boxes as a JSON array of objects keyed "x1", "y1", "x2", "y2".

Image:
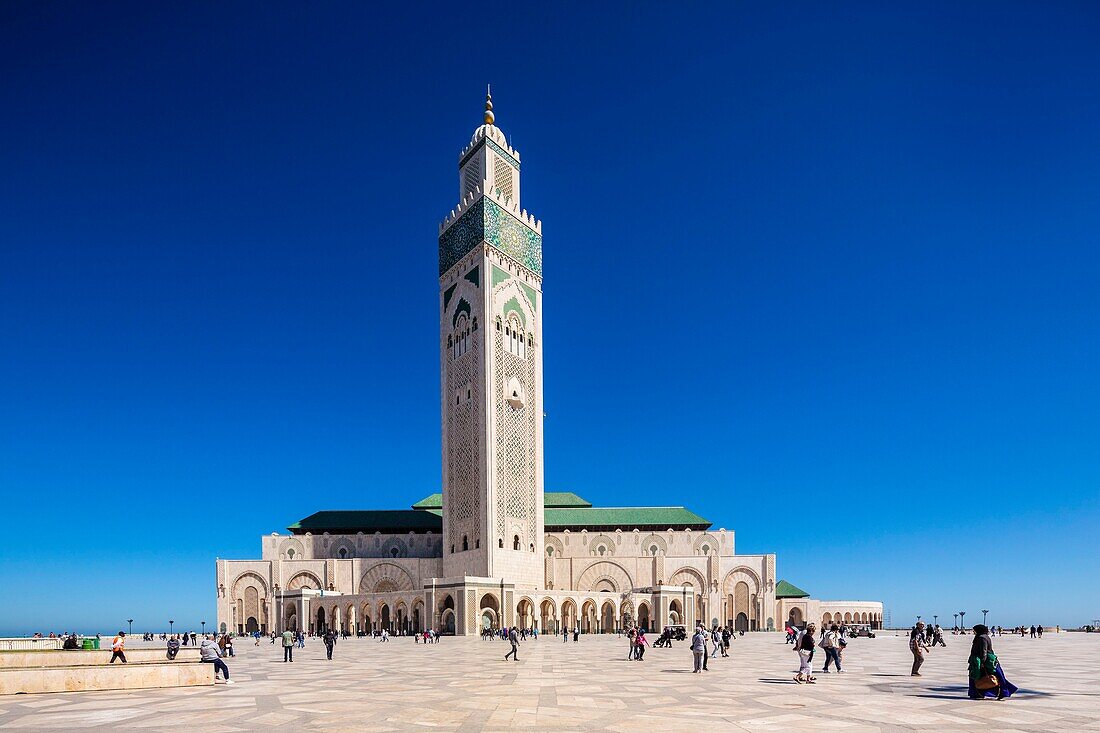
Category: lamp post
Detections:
[
  {"x1": 959, "y1": 611, "x2": 966, "y2": 633},
  {"x1": 933, "y1": 615, "x2": 938, "y2": 627},
  {"x1": 201, "y1": 620, "x2": 206, "y2": 636},
  {"x1": 169, "y1": 620, "x2": 174, "y2": 636},
  {"x1": 982, "y1": 609, "x2": 989, "y2": 626},
  {"x1": 127, "y1": 619, "x2": 133, "y2": 635},
  {"x1": 953, "y1": 612, "x2": 958, "y2": 630}
]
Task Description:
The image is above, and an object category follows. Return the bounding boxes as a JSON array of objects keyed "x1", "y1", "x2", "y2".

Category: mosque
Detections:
[{"x1": 214, "y1": 92, "x2": 883, "y2": 637}]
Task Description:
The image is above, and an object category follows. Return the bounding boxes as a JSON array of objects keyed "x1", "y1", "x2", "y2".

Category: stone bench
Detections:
[
  {"x1": 0, "y1": 648, "x2": 201, "y2": 669},
  {"x1": 0, "y1": 660, "x2": 213, "y2": 695}
]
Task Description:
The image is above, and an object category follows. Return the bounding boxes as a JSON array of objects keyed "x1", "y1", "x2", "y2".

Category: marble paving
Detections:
[{"x1": 1, "y1": 632, "x2": 1097, "y2": 732}]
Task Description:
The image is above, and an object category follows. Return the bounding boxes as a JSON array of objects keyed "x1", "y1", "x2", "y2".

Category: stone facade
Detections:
[{"x1": 215, "y1": 94, "x2": 883, "y2": 637}]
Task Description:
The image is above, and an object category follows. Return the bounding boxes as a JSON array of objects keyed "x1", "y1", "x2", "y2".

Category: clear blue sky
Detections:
[{"x1": 2, "y1": 1, "x2": 1098, "y2": 635}]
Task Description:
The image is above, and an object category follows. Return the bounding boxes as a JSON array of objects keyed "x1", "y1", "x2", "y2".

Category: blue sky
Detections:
[{"x1": 1, "y1": 1, "x2": 1098, "y2": 634}]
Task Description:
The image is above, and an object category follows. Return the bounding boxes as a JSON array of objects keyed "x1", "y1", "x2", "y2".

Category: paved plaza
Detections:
[{"x1": 1, "y1": 632, "x2": 1097, "y2": 732}]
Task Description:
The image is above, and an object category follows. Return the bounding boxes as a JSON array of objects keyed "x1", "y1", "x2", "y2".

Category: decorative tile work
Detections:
[
  {"x1": 463, "y1": 265, "x2": 480, "y2": 287},
  {"x1": 459, "y1": 136, "x2": 520, "y2": 172},
  {"x1": 520, "y1": 282, "x2": 538, "y2": 312},
  {"x1": 492, "y1": 265, "x2": 511, "y2": 287},
  {"x1": 439, "y1": 197, "x2": 542, "y2": 277},
  {"x1": 439, "y1": 199, "x2": 485, "y2": 276},
  {"x1": 484, "y1": 198, "x2": 542, "y2": 275},
  {"x1": 502, "y1": 296, "x2": 526, "y2": 328},
  {"x1": 442, "y1": 284, "x2": 457, "y2": 310}
]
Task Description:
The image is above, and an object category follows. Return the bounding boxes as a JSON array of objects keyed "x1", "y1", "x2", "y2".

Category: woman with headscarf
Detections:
[{"x1": 967, "y1": 624, "x2": 1018, "y2": 700}]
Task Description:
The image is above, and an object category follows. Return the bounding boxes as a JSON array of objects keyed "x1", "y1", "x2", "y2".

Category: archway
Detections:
[
  {"x1": 380, "y1": 603, "x2": 391, "y2": 632},
  {"x1": 316, "y1": 606, "x2": 326, "y2": 634},
  {"x1": 442, "y1": 609, "x2": 456, "y2": 635},
  {"x1": 480, "y1": 593, "x2": 500, "y2": 631},
  {"x1": 619, "y1": 599, "x2": 633, "y2": 630},
  {"x1": 540, "y1": 599, "x2": 557, "y2": 633},
  {"x1": 735, "y1": 612, "x2": 748, "y2": 632},
  {"x1": 600, "y1": 601, "x2": 615, "y2": 633},
  {"x1": 284, "y1": 601, "x2": 298, "y2": 632},
  {"x1": 669, "y1": 599, "x2": 683, "y2": 625},
  {"x1": 439, "y1": 594, "x2": 456, "y2": 634},
  {"x1": 581, "y1": 600, "x2": 597, "y2": 634},
  {"x1": 637, "y1": 602, "x2": 651, "y2": 632},
  {"x1": 245, "y1": 616, "x2": 259, "y2": 634},
  {"x1": 788, "y1": 607, "x2": 803, "y2": 627},
  {"x1": 517, "y1": 598, "x2": 534, "y2": 630},
  {"x1": 560, "y1": 599, "x2": 577, "y2": 632}
]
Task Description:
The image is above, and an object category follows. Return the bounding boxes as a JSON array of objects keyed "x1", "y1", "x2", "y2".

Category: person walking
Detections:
[
  {"x1": 910, "y1": 622, "x2": 929, "y2": 676},
  {"x1": 634, "y1": 628, "x2": 649, "y2": 661},
  {"x1": 109, "y1": 631, "x2": 127, "y2": 664},
  {"x1": 710, "y1": 626, "x2": 722, "y2": 659},
  {"x1": 968, "y1": 624, "x2": 1018, "y2": 700},
  {"x1": 626, "y1": 626, "x2": 636, "y2": 660},
  {"x1": 282, "y1": 628, "x2": 295, "y2": 662},
  {"x1": 721, "y1": 626, "x2": 731, "y2": 657},
  {"x1": 691, "y1": 625, "x2": 706, "y2": 673},
  {"x1": 821, "y1": 624, "x2": 842, "y2": 673},
  {"x1": 504, "y1": 626, "x2": 520, "y2": 661},
  {"x1": 573, "y1": 625, "x2": 579, "y2": 643},
  {"x1": 324, "y1": 629, "x2": 336, "y2": 660},
  {"x1": 200, "y1": 634, "x2": 234, "y2": 684},
  {"x1": 794, "y1": 624, "x2": 816, "y2": 683}
]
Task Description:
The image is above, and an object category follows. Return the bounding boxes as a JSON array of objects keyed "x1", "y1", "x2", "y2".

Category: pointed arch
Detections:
[{"x1": 357, "y1": 562, "x2": 416, "y2": 594}]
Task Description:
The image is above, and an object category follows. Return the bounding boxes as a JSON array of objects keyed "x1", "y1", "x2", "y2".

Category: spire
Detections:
[{"x1": 484, "y1": 84, "x2": 495, "y2": 125}]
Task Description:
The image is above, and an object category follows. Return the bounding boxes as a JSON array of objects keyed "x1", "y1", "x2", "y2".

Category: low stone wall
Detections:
[
  {"x1": 0, "y1": 661, "x2": 213, "y2": 695},
  {"x1": 0, "y1": 648, "x2": 201, "y2": 669},
  {"x1": 0, "y1": 638, "x2": 63, "y2": 651}
]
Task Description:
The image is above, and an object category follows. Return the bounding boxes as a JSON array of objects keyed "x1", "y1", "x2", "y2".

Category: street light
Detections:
[
  {"x1": 127, "y1": 619, "x2": 133, "y2": 635},
  {"x1": 959, "y1": 611, "x2": 966, "y2": 633},
  {"x1": 201, "y1": 620, "x2": 206, "y2": 636},
  {"x1": 982, "y1": 609, "x2": 989, "y2": 625},
  {"x1": 169, "y1": 620, "x2": 174, "y2": 636},
  {"x1": 933, "y1": 615, "x2": 938, "y2": 627},
  {"x1": 953, "y1": 612, "x2": 958, "y2": 630}
]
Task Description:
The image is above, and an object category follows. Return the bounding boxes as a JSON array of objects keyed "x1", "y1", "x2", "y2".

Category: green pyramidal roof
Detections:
[
  {"x1": 775, "y1": 580, "x2": 810, "y2": 598},
  {"x1": 545, "y1": 506, "x2": 710, "y2": 531}
]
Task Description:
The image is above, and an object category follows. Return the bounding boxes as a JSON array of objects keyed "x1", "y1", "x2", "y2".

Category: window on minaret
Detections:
[
  {"x1": 513, "y1": 535, "x2": 520, "y2": 550},
  {"x1": 462, "y1": 535, "x2": 468, "y2": 551},
  {"x1": 463, "y1": 159, "x2": 480, "y2": 197},
  {"x1": 505, "y1": 315, "x2": 525, "y2": 358},
  {"x1": 452, "y1": 315, "x2": 470, "y2": 359}
]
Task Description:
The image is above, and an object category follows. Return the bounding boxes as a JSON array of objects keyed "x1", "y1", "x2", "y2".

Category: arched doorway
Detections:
[
  {"x1": 600, "y1": 601, "x2": 615, "y2": 633},
  {"x1": 735, "y1": 612, "x2": 748, "y2": 632},
  {"x1": 619, "y1": 600, "x2": 633, "y2": 630},
  {"x1": 380, "y1": 603, "x2": 391, "y2": 632},
  {"x1": 788, "y1": 607, "x2": 803, "y2": 627},
  {"x1": 669, "y1": 599, "x2": 683, "y2": 625},
  {"x1": 637, "y1": 603, "x2": 651, "y2": 632},
  {"x1": 581, "y1": 600, "x2": 596, "y2": 634},
  {"x1": 440, "y1": 594, "x2": 456, "y2": 635},
  {"x1": 316, "y1": 606, "x2": 326, "y2": 634},
  {"x1": 245, "y1": 616, "x2": 259, "y2": 633},
  {"x1": 561, "y1": 599, "x2": 577, "y2": 632},
  {"x1": 540, "y1": 599, "x2": 557, "y2": 633},
  {"x1": 516, "y1": 599, "x2": 534, "y2": 630},
  {"x1": 480, "y1": 593, "x2": 500, "y2": 632}
]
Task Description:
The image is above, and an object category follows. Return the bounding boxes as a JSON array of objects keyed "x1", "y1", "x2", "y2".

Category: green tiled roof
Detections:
[
  {"x1": 411, "y1": 493, "x2": 442, "y2": 510},
  {"x1": 544, "y1": 492, "x2": 592, "y2": 508},
  {"x1": 411, "y1": 491, "x2": 593, "y2": 510},
  {"x1": 545, "y1": 506, "x2": 710, "y2": 531},
  {"x1": 289, "y1": 510, "x2": 442, "y2": 535},
  {"x1": 775, "y1": 580, "x2": 810, "y2": 598}
]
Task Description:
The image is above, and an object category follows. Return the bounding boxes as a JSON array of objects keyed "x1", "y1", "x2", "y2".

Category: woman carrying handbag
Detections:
[{"x1": 967, "y1": 624, "x2": 1018, "y2": 700}]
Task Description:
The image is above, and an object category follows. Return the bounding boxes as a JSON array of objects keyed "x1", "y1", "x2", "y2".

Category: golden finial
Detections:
[{"x1": 484, "y1": 84, "x2": 495, "y2": 125}]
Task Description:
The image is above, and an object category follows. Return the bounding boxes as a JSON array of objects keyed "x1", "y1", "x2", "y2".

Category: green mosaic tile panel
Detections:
[
  {"x1": 439, "y1": 197, "x2": 542, "y2": 277},
  {"x1": 520, "y1": 282, "x2": 538, "y2": 312},
  {"x1": 492, "y1": 265, "x2": 511, "y2": 287},
  {"x1": 502, "y1": 296, "x2": 526, "y2": 327}
]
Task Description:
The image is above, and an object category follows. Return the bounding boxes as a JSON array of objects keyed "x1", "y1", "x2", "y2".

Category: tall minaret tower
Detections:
[{"x1": 438, "y1": 90, "x2": 544, "y2": 589}]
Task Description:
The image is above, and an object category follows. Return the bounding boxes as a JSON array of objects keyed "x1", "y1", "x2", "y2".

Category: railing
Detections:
[{"x1": 0, "y1": 637, "x2": 64, "y2": 651}]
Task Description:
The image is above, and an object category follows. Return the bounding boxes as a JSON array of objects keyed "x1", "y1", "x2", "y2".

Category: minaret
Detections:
[{"x1": 438, "y1": 90, "x2": 544, "y2": 589}]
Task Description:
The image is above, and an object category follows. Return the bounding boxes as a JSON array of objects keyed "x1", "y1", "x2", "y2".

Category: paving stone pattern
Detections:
[{"x1": 0, "y1": 632, "x2": 1097, "y2": 732}]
